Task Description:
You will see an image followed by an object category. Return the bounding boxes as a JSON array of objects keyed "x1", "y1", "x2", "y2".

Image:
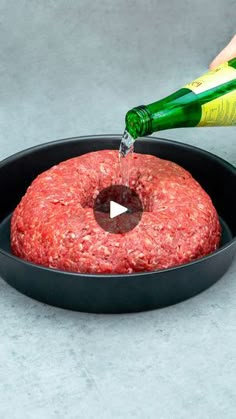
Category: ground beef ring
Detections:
[{"x1": 10, "y1": 150, "x2": 221, "y2": 274}]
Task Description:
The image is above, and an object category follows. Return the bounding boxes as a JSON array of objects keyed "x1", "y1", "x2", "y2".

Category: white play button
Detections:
[
  {"x1": 110, "y1": 200, "x2": 128, "y2": 219},
  {"x1": 94, "y1": 185, "x2": 143, "y2": 234}
]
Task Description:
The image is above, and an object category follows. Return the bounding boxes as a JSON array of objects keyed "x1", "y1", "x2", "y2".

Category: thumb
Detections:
[{"x1": 209, "y1": 34, "x2": 236, "y2": 70}]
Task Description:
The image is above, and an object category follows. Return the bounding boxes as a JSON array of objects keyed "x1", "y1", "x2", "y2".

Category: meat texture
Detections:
[{"x1": 11, "y1": 150, "x2": 221, "y2": 273}]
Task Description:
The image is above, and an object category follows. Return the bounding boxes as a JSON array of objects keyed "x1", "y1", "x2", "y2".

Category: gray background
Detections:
[{"x1": 0, "y1": 1, "x2": 235, "y2": 418}]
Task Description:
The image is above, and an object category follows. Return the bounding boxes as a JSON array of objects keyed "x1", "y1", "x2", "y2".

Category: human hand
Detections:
[{"x1": 209, "y1": 34, "x2": 236, "y2": 69}]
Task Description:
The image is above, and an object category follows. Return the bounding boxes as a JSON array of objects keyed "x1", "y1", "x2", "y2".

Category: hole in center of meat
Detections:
[
  {"x1": 80, "y1": 182, "x2": 151, "y2": 213},
  {"x1": 97, "y1": 185, "x2": 144, "y2": 214}
]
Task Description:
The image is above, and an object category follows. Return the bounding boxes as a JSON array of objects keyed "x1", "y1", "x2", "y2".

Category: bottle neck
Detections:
[
  {"x1": 125, "y1": 88, "x2": 201, "y2": 138},
  {"x1": 126, "y1": 75, "x2": 236, "y2": 138},
  {"x1": 125, "y1": 106, "x2": 153, "y2": 138}
]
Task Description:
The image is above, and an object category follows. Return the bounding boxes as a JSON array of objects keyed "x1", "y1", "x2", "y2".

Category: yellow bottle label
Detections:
[
  {"x1": 184, "y1": 62, "x2": 236, "y2": 126},
  {"x1": 198, "y1": 90, "x2": 236, "y2": 126}
]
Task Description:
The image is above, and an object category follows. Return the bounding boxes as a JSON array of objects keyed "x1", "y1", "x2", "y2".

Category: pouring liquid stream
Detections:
[{"x1": 119, "y1": 130, "x2": 135, "y2": 186}]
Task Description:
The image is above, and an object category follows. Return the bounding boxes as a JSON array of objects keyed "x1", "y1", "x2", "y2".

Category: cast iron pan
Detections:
[{"x1": 0, "y1": 135, "x2": 235, "y2": 313}]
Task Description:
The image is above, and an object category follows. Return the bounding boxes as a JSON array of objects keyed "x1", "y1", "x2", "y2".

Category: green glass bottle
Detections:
[{"x1": 120, "y1": 58, "x2": 236, "y2": 156}]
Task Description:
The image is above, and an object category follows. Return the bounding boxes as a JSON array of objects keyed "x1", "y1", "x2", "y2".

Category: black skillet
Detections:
[{"x1": 0, "y1": 135, "x2": 235, "y2": 313}]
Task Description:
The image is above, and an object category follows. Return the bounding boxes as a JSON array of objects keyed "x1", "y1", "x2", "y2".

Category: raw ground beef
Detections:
[{"x1": 11, "y1": 150, "x2": 221, "y2": 274}]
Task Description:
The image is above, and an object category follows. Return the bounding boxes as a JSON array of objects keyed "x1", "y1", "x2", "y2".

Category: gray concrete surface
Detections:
[{"x1": 0, "y1": 1, "x2": 235, "y2": 418}]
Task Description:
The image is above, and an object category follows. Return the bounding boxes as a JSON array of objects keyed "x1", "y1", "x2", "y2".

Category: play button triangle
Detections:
[{"x1": 110, "y1": 200, "x2": 128, "y2": 219}]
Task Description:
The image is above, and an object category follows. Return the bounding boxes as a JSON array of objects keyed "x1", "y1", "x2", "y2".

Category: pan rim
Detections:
[
  {"x1": 0, "y1": 133, "x2": 235, "y2": 173},
  {"x1": 0, "y1": 134, "x2": 235, "y2": 279}
]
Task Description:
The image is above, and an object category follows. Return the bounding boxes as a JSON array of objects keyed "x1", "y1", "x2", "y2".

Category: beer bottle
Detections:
[{"x1": 120, "y1": 58, "x2": 236, "y2": 156}]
